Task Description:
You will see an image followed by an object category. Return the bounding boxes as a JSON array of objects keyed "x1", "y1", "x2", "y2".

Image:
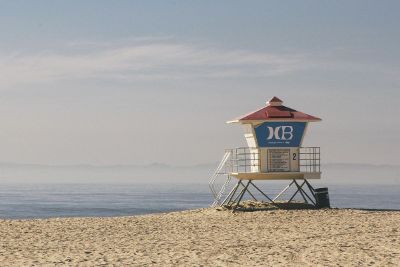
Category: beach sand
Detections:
[{"x1": 0, "y1": 207, "x2": 399, "y2": 266}]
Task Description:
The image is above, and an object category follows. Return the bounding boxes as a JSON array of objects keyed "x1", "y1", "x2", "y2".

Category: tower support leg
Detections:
[
  {"x1": 288, "y1": 179, "x2": 316, "y2": 205},
  {"x1": 221, "y1": 180, "x2": 241, "y2": 206},
  {"x1": 294, "y1": 180, "x2": 308, "y2": 203},
  {"x1": 294, "y1": 179, "x2": 316, "y2": 205},
  {"x1": 248, "y1": 181, "x2": 274, "y2": 202},
  {"x1": 220, "y1": 178, "x2": 317, "y2": 211},
  {"x1": 232, "y1": 180, "x2": 251, "y2": 211},
  {"x1": 241, "y1": 181, "x2": 258, "y2": 201},
  {"x1": 273, "y1": 180, "x2": 295, "y2": 201}
]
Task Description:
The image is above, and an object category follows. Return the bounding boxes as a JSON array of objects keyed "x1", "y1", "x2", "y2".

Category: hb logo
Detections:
[{"x1": 267, "y1": 126, "x2": 294, "y2": 140}]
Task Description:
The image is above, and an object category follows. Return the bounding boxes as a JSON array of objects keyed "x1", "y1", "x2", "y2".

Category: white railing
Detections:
[
  {"x1": 225, "y1": 147, "x2": 260, "y2": 173},
  {"x1": 299, "y1": 147, "x2": 321, "y2": 173},
  {"x1": 222, "y1": 147, "x2": 320, "y2": 174}
]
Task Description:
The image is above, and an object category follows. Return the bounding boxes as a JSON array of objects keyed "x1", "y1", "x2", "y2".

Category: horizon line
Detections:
[{"x1": 0, "y1": 161, "x2": 399, "y2": 169}]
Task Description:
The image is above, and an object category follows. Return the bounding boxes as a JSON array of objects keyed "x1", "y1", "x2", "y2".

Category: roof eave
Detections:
[{"x1": 231, "y1": 118, "x2": 322, "y2": 124}]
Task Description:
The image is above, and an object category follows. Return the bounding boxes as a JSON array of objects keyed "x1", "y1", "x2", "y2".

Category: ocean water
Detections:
[{"x1": 0, "y1": 183, "x2": 399, "y2": 219}]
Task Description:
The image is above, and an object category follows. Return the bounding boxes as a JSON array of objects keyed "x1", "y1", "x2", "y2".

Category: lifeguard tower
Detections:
[{"x1": 209, "y1": 97, "x2": 327, "y2": 210}]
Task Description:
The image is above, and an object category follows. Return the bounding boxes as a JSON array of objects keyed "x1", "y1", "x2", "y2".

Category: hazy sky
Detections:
[{"x1": 0, "y1": 1, "x2": 399, "y2": 166}]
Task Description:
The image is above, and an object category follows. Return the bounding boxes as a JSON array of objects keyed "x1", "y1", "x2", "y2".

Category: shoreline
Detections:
[
  {"x1": 1, "y1": 204, "x2": 400, "y2": 221},
  {"x1": 1, "y1": 207, "x2": 399, "y2": 266},
  {"x1": 2, "y1": 205, "x2": 400, "y2": 222},
  {"x1": 0, "y1": 208, "x2": 192, "y2": 222}
]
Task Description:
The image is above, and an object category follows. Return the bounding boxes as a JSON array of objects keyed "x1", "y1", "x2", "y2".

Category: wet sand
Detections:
[{"x1": 0, "y1": 207, "x2": 399, "y2": 266}]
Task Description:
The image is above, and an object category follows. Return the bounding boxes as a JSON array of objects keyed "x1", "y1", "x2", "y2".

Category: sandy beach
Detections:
[{"x1": 0, "y1": 207, "x2": 399, "y2": 266}]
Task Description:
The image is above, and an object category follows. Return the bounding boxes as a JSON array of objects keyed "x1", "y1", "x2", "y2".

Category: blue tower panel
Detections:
[{"x1": 254, "y1": 122, "x2": 307, "y2": 147}]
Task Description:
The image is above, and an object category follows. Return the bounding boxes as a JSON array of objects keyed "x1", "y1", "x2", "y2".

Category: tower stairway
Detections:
[{"x1": 208, "y1": 151, "x2": 232, "y2": 207}]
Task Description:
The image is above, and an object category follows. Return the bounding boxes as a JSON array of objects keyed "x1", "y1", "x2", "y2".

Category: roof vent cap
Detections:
[{"x1": 267, "y1": 96, "x2": 283, "y2": 106}]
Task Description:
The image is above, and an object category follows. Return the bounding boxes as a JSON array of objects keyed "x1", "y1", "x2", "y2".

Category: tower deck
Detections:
[{"x1": 229, "y1": 171, "x2": 321, "y2": 180}]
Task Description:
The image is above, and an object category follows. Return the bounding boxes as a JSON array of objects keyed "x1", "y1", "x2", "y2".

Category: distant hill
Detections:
[
  {"x1": 322, "y1": 163, "x2": 400, "y2": 185},
  {"x1": 0, "y1": 161, "x2": 216, "y2": 184},
  {"x1": 0, "y1": 162, "x2": 398, "y2": 184}
]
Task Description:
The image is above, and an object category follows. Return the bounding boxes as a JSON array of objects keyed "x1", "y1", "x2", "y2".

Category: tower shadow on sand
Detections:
[{"x1": 218, "y1": 200, "x2": 317, "y2": 212}]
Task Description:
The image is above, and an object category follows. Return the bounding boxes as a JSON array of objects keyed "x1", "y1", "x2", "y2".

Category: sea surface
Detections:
[{"x1": 0, "y1": 183, "x2": 399, "y2": 219}]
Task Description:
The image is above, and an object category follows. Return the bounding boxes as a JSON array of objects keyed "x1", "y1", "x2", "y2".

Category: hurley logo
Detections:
[{"x1": 267, "y1": 126, "x2": 294, "y2": 140}]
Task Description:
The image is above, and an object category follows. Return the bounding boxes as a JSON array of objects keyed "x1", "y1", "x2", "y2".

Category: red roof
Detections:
[{"x1": 230, "y1": 97, "x2": 321, "y2": 122}]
